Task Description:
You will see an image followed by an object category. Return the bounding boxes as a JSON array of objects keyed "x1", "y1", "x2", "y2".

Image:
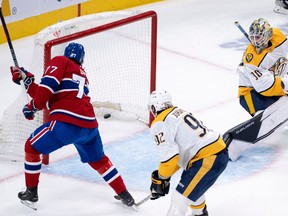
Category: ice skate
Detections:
[
  {"x1": 18, "y1": 187, "x2": 38, "y2": 211},
  {"x1": 192, "y1": 205, "x2": 208, "y2": 216},
  {"x1": 114, "y1": 189, "x2": 135, "y2": 207}
]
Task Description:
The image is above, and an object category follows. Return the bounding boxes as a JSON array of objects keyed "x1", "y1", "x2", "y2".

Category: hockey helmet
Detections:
[
  {"x1": 148, "y1": 90, "x2": 173, "y2": 117},
  {"x1": 64, "y1": 42, "x2": 85, "y2": 65},
  {"x1": 249, "y1": 18, "x2": 273, "y2": 54}
]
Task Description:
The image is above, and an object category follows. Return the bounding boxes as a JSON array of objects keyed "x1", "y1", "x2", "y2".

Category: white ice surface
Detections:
[{"x1": 1, "y1": 0, "x2": 288, "y2": 215}]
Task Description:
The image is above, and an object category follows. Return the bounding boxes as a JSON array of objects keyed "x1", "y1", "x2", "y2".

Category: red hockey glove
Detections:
[
  {"x1": 10, "y1": 66, "x2": 35, "y2": 89},
  {"x1": 22, "y1": 100, "x2": 39, "y2": 120},
  {"x1": 10, "y1": 66, "x2": 22, "y2": 85}
]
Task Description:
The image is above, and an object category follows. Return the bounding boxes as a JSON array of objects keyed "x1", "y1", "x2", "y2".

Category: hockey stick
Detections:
[
  {"x1": 0, "y1": 1, "x2": 29, "y2": 101},
  {"x1": 134, "y1": 194, "x2": 152, "y2": 207},
  {"x1": 0, "y1": 1, "x2": 19, "y2": 66},
  {"x1": 234, "y1": 21, "x2": 251, "y2": 43},
  {"x1": 114, "y1": 194, "x2": 151, "y2": 208},
  {"x1": 91, "y1": 101, "x2": 121, "y2": 111},
  {"x1": 92, "y1": 101, "x2": 148, "y2": 124}
]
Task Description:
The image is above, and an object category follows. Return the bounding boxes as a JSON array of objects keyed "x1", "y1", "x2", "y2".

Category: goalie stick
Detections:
[{"x1": 234, "y1": 21, "x2": 251, "y2": 43}]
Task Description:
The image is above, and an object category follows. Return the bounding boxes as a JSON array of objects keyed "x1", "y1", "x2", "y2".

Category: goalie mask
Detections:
[
  {"x1": 64, "y1": 42, "x2": 85, "y2": 65},
  {"x1": 249, "y1": 18, "x2": 273, "y2": 54},
  {"x1": 148, "y1": 90, "x2": 173, "y2": 117}
]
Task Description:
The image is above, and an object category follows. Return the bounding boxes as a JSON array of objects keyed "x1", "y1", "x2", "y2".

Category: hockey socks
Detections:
[
  {"x1": 24, "y1": 141, "x2": 42, "y2": 188},
  {"x1": 89, "y1": 154, "x2": 126, "y2": 194}
]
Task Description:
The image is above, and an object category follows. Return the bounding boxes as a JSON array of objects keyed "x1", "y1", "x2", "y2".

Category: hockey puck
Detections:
[{"x1": 104, "y1": 113, "x2": 111, "y2": 119}]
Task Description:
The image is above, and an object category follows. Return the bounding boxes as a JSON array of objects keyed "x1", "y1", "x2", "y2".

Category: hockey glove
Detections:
[
  {"x1": 10, "y1": 66, "x2": 35, "y2": 89},
  {"x1": 23, "y1": 100, "x2": 39, "y2": 120},
  {"x1": 150, "y1": 170, "x2": 170, "y2": 200}
]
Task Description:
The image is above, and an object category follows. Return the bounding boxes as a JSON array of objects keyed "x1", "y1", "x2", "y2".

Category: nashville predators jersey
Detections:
[
  {"x1": 238, "y1": 28, "x2": 288, "y2": 115},
  {"x1": 150, "y1": 107, "x2": 226, "y2": 179}
]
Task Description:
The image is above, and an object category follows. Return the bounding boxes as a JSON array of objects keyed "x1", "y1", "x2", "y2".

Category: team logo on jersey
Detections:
[
  {"x1": 270, "y1": 57, "x2": 288, "y2": 76},
  {"x1": 245, "y1": 53, "x2": 253, "y2": 63}
]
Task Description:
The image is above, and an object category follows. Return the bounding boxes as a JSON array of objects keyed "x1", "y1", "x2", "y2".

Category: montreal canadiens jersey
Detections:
[
  {"x1": 27, "y1": 56, "x2": 98, "y2": 128},
  {"x1": 238, "y1": 28, "x2": 288, "y2": 114},
  {"x1": 150, "y1": 107, "x2": 226, "y2": 178}
]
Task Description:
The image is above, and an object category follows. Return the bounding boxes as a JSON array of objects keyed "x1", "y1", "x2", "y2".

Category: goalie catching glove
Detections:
[
  {"x1": 10, "y1": 66, "x2": 35, "y2": 89},
  {"x1": 23, "y1": 100, "x2": 39, "y2": 120},
  {"x1": 150, "y1": 170, "x2": 170, "y2": 200}
]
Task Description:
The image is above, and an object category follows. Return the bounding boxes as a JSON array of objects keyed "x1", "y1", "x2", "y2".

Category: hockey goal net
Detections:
[{"x1": 0, "y1": 10, "x2": 157, "y2": 163}]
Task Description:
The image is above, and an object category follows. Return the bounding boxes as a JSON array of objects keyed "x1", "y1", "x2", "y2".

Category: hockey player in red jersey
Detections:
[
  {"x1": 10, "y1": 42, "x2": 134, "y2": 210},
  {"x1": 147, "y1": 90, "x2": 228, "y2": 216}
]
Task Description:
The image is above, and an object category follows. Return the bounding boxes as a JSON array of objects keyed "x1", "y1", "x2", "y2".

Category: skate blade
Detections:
[
  {"x1": 114, "y1": 195, "x2": 138, "y2": 211},
  {"x1": 132, "y1": 204, "x2": 139, "y2": 212},
  {"x1": 20, "y1": 200, "x2": 37, "y2": 211}
]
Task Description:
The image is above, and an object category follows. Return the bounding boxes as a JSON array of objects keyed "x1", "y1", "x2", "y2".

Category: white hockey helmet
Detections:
[
  {"x1": 148, "y1": 90, "x2": 173, "y2": 117},
  {"x1": 249, "y1": 18, "x2": 273, "y2": 54}
]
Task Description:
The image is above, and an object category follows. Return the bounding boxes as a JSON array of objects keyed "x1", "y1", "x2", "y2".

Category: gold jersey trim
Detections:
[
  {"x1": 243, "y1": 28, "x2": 287, "y2": 66},
  {"x1": 159, "y1": 154, "x2": 180, "y2": 178},
  {"x1": 186, "y1": 136, "x2": 226, "y2": 170},
  {"x1": 151, "y1": 107, "x2": 176, "y2": 125}
]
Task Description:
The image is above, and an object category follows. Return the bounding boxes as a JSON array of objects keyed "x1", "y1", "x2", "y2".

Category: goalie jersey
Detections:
[
  {"x1": 27, "y1": 56, "x2": 98, "y2": 128},
  {"x1": 238, "y1": 28, "x2": 288, "y2": 116},
  {"x1": 150, "y1": 107, "x2": 226, "y2": 178}
]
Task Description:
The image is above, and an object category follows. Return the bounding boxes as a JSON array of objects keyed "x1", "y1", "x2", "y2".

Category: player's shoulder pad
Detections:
[
  {"x1": 151, "y1": 107, "x2": 176, "y2": 126},
  {"x1": 49, "y1": 55, "x2": 69, "y2": 64},
  {"x1": 243, "y1": 28, "x2": 287, "y2": 67},
  {"x1": 243, "y1": 44, "x2": 264, "y2": 67},
  {"x1": 271, "y1": 28, "x2": 287, "y2": 47}
]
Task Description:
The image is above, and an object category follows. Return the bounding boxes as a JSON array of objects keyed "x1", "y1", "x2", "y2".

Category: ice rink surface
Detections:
[{"x1": 1, "y1": 0, "x2": 288, "y2": 215}]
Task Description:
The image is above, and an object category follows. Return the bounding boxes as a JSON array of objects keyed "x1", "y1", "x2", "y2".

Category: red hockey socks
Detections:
[
  {"x1": 24, "y1": 140, "x2": 42, "y2": 188},
  {"x1": 89, "y1": 154, "x2": 126, "y2": 194}
]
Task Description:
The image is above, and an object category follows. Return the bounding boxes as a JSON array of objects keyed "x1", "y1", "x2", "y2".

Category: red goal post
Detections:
[
  {"x1": 0, "y1": 10, "x2": 157, "y2": 164},
  {"x1": 43, "y1": 10, "x2": 157, "y2": 123}
]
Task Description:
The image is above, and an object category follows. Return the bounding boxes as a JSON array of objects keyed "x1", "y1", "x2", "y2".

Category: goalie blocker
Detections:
[{"x1": 224, "y1": 96, "x2": 288, "y2": 161}]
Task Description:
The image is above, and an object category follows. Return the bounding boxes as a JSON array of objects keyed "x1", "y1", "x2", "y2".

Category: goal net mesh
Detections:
[{"x1": 0, "y1": 10, "x2": 157, "y2": 162}]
